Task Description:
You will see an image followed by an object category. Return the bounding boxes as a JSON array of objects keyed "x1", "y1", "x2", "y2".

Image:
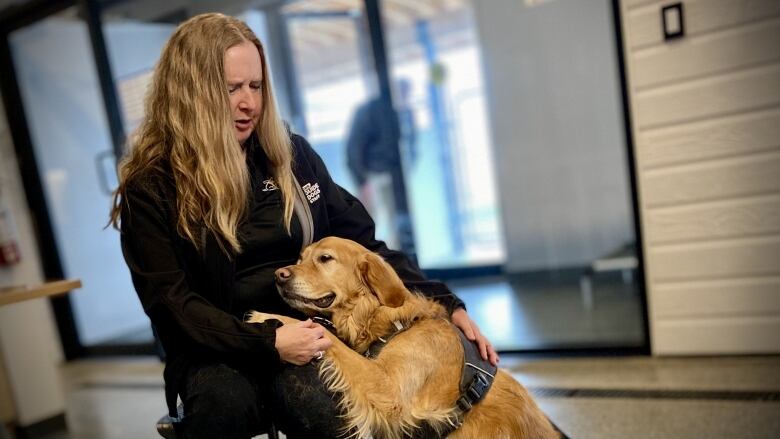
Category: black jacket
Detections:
[
  {"x1": 119, "y1": 133, "x2": 465, "y2": 416},
  {"x1": 345, "y1": 98, "x2": 401, "y2": 186}
]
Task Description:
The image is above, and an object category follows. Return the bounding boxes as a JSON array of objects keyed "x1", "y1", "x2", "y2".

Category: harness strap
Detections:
[
  {"x1": 364, "y1": 320, "x2": 407, "y2": 359},
  {"x1": 291, "y1": 174, "x2": 314, "y2": 250},
  {"x1": 409, "y1": 327, "x2": 497, "y2": 439},
  {"x1": 455, "y1": 326, "x2": 496, "y2": 414}
]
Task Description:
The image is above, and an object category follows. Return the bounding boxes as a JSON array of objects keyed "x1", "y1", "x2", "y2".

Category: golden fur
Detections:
[
  {"x1": 247, "y1": 237, "x2": 559, "y2": 439},
  {"x1": 109, "y1": 13, "x2": 295, "y2": 254}
]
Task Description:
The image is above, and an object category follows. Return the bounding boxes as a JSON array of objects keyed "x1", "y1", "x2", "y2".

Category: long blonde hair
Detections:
[{"x1": 109, "y1": 13, "x2": 295, "y2": 254}]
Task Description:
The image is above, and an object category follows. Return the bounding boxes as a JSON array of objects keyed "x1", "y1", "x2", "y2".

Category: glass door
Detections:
[
  {"x1": 282, "y1": 0, "x2": 503, "y2": 269},
  {"x1": 283, "y1": 0, "x2": 506, "y2": 270},
  {"x1": 282, "y1": 0, "x2": 370, "y2": 197},
  {"x1": 381, "y1": 0, "x2": 505, "y2": 269},
  {"x1": 282, "y1": 0, "x2": 409, "y2": 245},
  {"x1": 5, "y1": 0, "x2": 305, "y2": 356},
  {"x1": 8, "y1": 6, "x2": 152, "y2": 349}
]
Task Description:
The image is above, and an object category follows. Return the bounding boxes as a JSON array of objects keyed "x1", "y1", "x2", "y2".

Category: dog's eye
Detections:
[{"x1": 319, "y1": 254, "x2": 334, "y2": 263}]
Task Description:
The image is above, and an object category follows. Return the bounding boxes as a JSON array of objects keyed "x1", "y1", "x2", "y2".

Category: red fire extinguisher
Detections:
[{"x1": 0, "y1": 189, "x2": 21, "y2": 266}]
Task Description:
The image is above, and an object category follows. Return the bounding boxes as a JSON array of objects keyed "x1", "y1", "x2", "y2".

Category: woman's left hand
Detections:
[{"x1": 451, "y1": 308, "x2": 499, "y2": 366}]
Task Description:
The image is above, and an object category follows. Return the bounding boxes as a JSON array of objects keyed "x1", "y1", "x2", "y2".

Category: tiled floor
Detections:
[
  {"x1": 25, "y1": 354, "x2": 780, "y2": 439},
  {"x1": 506, "y1": 355, "x2": 780, "y2": 439}
]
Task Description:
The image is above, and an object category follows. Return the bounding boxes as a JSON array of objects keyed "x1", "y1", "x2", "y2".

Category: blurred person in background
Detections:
[{"x1": 346, "y1": 78, "x2": 416, "y2": 250}]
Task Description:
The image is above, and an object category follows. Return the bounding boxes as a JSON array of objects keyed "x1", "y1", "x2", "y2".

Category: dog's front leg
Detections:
[
  {"x1": 248, "y1": 311, "x2": 414, "y2": 439},
  {"x1": 320, "y1": 342, "x2": 423, "y2": 439}
]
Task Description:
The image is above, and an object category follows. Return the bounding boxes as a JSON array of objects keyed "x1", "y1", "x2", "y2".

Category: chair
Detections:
[
  {"x1": 151, "y1": 328, "x2": 280, "y2": 438},
  {"x1": 155, "y1": 404, "x2": 279, "y2": 439}
]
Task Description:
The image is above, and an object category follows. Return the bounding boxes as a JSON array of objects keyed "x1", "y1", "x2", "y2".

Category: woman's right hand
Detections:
[{"x1": 275, "y1": 319, "x2": 333, "y2": 365}]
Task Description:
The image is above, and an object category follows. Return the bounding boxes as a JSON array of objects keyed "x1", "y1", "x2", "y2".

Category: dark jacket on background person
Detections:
[
  {"x1": 119, "y1": 132, "x2": 464, "y2": 417},
  {"x1": 345, "y1": 98, "x2": 402, "y2": 187}
]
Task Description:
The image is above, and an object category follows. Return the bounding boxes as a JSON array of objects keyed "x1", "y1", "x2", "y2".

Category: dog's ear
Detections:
[{"x1": 358, "y1": 252, "x2": 406, "y2": 308}]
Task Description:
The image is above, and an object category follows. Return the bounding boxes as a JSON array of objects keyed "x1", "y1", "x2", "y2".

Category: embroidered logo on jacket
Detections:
[
  {"x1": 302, "y1": 183, "x2": 320, "y2": 204},
  {"x1": 262, "y1": 178, "x2": 279, "y2": 192}
]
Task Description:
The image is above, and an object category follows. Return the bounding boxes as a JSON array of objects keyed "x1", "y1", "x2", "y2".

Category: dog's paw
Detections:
[
  {"x1": 245, "y1": 311, "x2": 273, "y2": 324},
  {"x1": 245, "y1": 311, "x2": 300, "y2": 326}
]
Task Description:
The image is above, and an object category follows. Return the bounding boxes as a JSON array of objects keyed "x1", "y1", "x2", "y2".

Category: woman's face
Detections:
[{"x1": 224, "y1": 41, "x2": 264, "y2": 144}]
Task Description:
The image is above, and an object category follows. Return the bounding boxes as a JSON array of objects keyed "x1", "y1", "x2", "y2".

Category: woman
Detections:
[{"x1": 110, "y1": 12, "x2": 497, "y2": 439}]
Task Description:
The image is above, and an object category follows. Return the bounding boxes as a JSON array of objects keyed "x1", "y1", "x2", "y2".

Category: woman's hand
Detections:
[
  {"x1": 451, "y1": 308, "x2": 499, "y2": 366},
  {"x1": 275, "y1": 319, "x2": 333, "y2": 365}
]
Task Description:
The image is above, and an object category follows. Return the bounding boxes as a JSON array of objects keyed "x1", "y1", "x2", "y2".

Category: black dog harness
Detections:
[
  {"x1": 422, "y1": 327, "x2": 496, "y2": 438},
  {"x1": 315, "y1": 316, "x2": 496, "y2": 438}
]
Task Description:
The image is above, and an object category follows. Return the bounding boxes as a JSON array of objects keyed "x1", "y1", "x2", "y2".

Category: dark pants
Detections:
[{"x1": 179, "y1": 360, "x2": 344, "y2": 439}]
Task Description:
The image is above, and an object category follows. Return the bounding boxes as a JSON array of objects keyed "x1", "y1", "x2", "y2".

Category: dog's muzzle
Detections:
[{"x1": 281, "y1": 289, "x2": 337, "y2": 309}]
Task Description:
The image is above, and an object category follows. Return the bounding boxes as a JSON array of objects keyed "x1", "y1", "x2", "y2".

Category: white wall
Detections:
[
  {"x1": 473, "y1": 0, "x2": 635, "y2": 272},
  {"x1": 620, "y1": 0, "x2": 780, "y2": 354},
  {"x1": 0, "y1": 92, "x2": 67, "y2": 426}
]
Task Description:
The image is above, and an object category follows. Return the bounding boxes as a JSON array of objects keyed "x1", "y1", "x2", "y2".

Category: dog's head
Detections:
[{"x1": 274, "y1": 237, "x2": 409, "y2": 347}]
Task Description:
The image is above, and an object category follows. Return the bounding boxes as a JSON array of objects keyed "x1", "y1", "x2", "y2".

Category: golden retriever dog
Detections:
[{"x1": 247, "y1": 237, "x2": 559, "y2": 439}]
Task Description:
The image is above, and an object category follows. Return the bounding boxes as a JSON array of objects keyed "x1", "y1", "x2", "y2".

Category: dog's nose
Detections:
[{"x1": 275, "y1": 267, "x2": 292, "y2": 284}]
